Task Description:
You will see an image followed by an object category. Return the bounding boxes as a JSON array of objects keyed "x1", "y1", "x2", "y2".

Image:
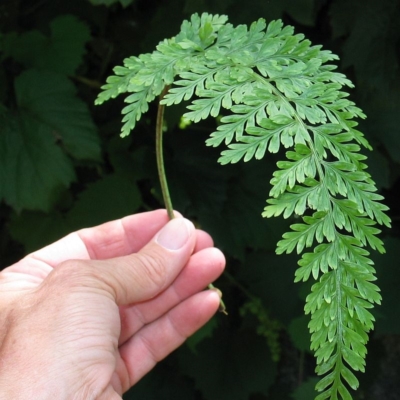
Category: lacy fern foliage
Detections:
[{"x1": 96, "y1": 13, "x2": 390, "y2": 399}]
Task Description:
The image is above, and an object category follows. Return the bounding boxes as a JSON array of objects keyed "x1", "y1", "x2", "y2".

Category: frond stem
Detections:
[
  {"x1": 156, "y1": 85, "x2": 175, "y2": 220},
  {"x1": 156, "y1": 85, "x2": 227, "y2": 315},
  {"x1": 224, "y1": 270, "x2": 257, "y2": 301}
]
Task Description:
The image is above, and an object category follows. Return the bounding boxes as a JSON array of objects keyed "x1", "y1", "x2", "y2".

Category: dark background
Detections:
[{"x1": 1, "y1": 0, "x2": 400, "y2": 399}]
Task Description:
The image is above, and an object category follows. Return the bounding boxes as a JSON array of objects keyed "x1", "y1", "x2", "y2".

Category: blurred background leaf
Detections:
[
  {"x1": 88, "y1": 0, "x2": 135, "y2": 7},
  {"x1": 2, "y1": 14, "x2": 91, "y2": 74}
]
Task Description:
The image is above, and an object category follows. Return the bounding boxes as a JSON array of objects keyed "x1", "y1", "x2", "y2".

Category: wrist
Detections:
[
  {"x1": 0, "y1": 331, "x2": 48, "y2": 399},
  {"x1": 0, "y1": 307, "x2": 69, "y2": 400},
  {"x1": 0, "y1": 349, "x2": 70, "y2": 400}
]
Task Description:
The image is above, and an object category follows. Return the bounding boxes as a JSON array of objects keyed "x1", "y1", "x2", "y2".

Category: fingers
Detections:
[
  {"x1": 193, "y1": 229, "x2": 214, "y2": 253},
  {"x1": 118, "y1": 246, "x2": 225, "y2": 344},
  {"x1": 97, "y1": 386, "x2": 123, "y2": 400},
  {"x1": 29, "y1": 210, "x2": 172, "y2": 267},
  {"x1": 52, "y1": 218, "x2": 198, "y2": 305},
  {"x1": 79, "y1": 210, "x2": 179, "y2": 260},
  {"x1": 77, "y1": 210, "x2": 214, "y2": 258},
  {"x1": 118, "y1": 290, "x2": 221, "y2": 390},
  {"x1": 24, "y1": 209, "x2": 213, "y2": 268}
]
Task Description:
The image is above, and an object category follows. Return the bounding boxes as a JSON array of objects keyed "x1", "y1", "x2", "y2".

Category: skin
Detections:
[{"x1": 0, "y1": 210, "x2": 225, "y2": 399}]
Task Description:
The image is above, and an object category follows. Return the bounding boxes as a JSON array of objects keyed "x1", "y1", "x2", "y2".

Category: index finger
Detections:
[
  {"x1": 30, "y1": 210, "x2": 172, "y2": 267},
  {"x1": 27, "y1": 210, "x2": 214, "y2": 268}
]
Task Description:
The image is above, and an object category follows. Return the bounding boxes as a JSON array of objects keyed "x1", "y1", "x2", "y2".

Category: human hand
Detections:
[{"x1": 0, "y1": 210, "x2": 225, "y2": 399}]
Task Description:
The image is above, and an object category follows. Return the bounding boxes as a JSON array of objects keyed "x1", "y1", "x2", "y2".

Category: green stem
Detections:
[
  {"x1": 208, "y1": 282, "x2": 228, "y2": 315},
  {"x1": 224, "y1": 270, "x2": 256, "y2": 301},
  {"x1": 155, "y1": 86, "x2": 227, "y2": 315},
  {"x1": 156, "y1": 85, "x2": 175, "y2": 220}
]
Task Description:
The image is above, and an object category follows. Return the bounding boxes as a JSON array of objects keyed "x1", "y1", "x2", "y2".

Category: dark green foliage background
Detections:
[{"x1": 1, "y1": 0, "x2": 399, "y2": 399}]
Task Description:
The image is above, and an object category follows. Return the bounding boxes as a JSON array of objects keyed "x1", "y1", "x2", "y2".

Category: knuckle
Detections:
[
  {"x1": 134, "y1": 252, "x2": 167, "y2": 293},
  {"x1": 49, "y1": 259, "x2": 93, "y2": 288}
]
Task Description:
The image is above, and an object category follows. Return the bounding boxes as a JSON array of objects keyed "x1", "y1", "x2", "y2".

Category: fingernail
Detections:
[{"x1": 156, "y1": 218, "x2": 193, "y2": 250}]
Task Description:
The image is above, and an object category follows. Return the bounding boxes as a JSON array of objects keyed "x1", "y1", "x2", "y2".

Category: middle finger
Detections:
[{"x1": 118, "y1": 246, "x2": 225, "y2": 345}]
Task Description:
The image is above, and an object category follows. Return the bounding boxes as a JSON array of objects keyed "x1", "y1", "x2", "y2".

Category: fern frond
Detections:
[
  {"x1": 94, "y1": 56, "x2": 143, "y2": 105},
  {"x1": 97, "y1": 12, "x2": 230, "y2": 136},
  {"x1": 218, "y1": 118, "x2": 291, "y2": 164},
  {"x1": 97, "y1": 13, "x2": 391, "y2": 400},
  {"x1": 209, "y1": 91, "x2": 276, "y2": 146}
]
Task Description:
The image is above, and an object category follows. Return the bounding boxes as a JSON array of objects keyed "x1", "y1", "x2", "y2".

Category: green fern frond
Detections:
[
  {"x1": 94, "y1": 57, "x2": 142, "y2": 104},
  {"x1": 96, "y1": 12, "x2": 390, "y2": 400}
]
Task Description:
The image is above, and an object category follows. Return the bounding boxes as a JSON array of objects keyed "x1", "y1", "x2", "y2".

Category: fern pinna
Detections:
[{"x1": 95, "y1": 13, "x2": 390, "y2": 400}]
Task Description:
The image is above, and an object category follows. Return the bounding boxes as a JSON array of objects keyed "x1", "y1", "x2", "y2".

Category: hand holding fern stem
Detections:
[
  {"x1": 156, "y1": 85, "x2": 228, "y2": 314},
  {"x1": 0, "y1": 210, "x2": 225, "y2": 398}
]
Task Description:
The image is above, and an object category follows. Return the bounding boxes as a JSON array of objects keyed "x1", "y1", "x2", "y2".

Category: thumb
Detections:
[{"x1": 89, "y1": 217, "x2": 196, "y2": 305}]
